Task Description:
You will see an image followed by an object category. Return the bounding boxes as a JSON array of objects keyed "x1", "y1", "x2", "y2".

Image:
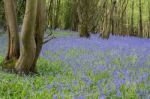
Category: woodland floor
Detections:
[{"x1": 0, "y1": 30, "x2": 150, "y2": 98}]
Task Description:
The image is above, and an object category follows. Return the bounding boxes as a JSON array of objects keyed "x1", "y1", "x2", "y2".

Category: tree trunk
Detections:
[
  {"x1": 54, "y1": 0, "x2": 60, "y2": 29},
  {"x1": 47, "y1": 0, "x2": 54, "y2": 28},
  {"x1": 3, "y1": 0, "x2": 19, "y2": 70},
  {"x1": 148, "y1": 0, "x2": 150, "y2": 38},
  {"x1": 15, "y1": 0, "x2": 37, "y2": 74},
  {"x1": 130, "y1": 0, "x2": 134, "y2": 36},
  {"x1": 77, "y1": 0, "x2": 90, "y2": 38},
  {"x1": 138, "y1": 0, "x2": 143, "y2": 37},
  {"x1": 30, "y1": 0, "x2": 46, "y2": 73},
  {"x1": 101, "y1": 0, "x2": 110, "y2": 39},
  {"x1": 79, "y1": 24, "x2": 89, "y2": 37}
]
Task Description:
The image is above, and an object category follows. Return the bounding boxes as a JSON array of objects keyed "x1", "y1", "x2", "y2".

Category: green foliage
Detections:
[{"x1": 53, "y1": 31, "x2": 73, "y2": 37}]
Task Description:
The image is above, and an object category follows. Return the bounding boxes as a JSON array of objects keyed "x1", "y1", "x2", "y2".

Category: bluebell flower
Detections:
[
  {"x1": 46, "y1": 84, "x2": 53, "y2": 89},
  {"x1": 72, "y1": 80, "x2": 78, "y2": 86},
  {"x1": 53, "y1": 94, "x2": 58, "y2": 99},
  {"x1": 98, "y1": 94, "x2": 106, "y2": 99},
  {"x1": 79, "y1": 95, "x2": 85, "y2": 99},
  {"x1": 116, "y1": 90, "x2": 122, "y2": 97},
  {"x1": 31, "y1": 31, "x2": 150, "y2": 97}
]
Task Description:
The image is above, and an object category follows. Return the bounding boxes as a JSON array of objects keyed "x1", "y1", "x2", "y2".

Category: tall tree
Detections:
[
  {"x1": 54, "y1": 0, "x2": 60, "y2": 29},
  {"x1": 101, "y1": 0, "x2": 110, "y2": 39},
  {"x1": 63, "y1": 0, "x2": 79, "y2": 30},
  {"x1": 148, "y1": 0, "x2": 150, "y2": 38},
  {"x1": 47, "y1": 0, "x2": 54, "y2": 28},
  {"x1": 31, "y1": 0, "x2": 46, "y2": 72},
  {"x1": 130, "y1": 0, "x2": 135, "y2": 36},
  {"x1": 138, "y1": 0, "x2": 143, "y2": 37},
  {"x1": 2, "y1": 0, "x2": 46, "y2": 74},
  {"x1": 15, "y1": 0, "x2": 38, "y2": 73},
  {"x1": 101, "y1": 0, "x2": 116, "y2": 39},
  {"x1": 77, "y1": 0, "x2": 90, "y2": 37},
  {"x1": 3, "y1": 0, "x2": 20, "y2": 67}
]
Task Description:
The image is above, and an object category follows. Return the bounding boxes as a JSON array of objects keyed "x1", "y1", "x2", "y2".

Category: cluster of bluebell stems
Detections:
[{"x1": 40, "y1": 33, "x2": 150, "y2": 98}]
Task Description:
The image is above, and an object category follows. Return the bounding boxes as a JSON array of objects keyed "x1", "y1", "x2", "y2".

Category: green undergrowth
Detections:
[
  {"x1": 0, "y1": 56, "x2": 149, "y2": 99},
  {"x1": 53, "y1": 31, "x2": 74, "y2": 37}
]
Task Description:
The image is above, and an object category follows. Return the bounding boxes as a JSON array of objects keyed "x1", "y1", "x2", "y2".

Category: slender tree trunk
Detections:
[
  {"x1": 15, "y1": 0, "x2": 37, "y2": 74},
  {"x1": 71, "y1": 0, "x2": 79, "y2": 31},
  {"x1": 3, "y1": 0, "x2": 19, "y2": 70},
  {"x1": 131, "y1": 0, "x2": 134, "y2": 36},
  {"x1": 110, "y1": 0, "x2": 116, "y2": 35},
  {"x1": 139, "y1": 0, "x2": 143, "y2": 37},
  {"x1": 54, "y1": 0, "x2": 60, "y2": 29},
  {"x1": 148, "y1": 1, "x2": 150, "y2": 38},
  {"x1": 30, "y1": 0, "x2": 46, "y2": 73},
  {"x1": 48, "y1": 0, "x2": 54, "y2": 28}
]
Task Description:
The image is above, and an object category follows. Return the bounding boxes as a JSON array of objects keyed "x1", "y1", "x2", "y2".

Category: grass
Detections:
[
  {"x1": 0, "y1": 54, "x2": 149, "y2": 98},
  {"x1": 0, "y1": 57, "x2": 99, "y2": 99},
  {"x1": 54, "y1": 31, "x2": 73, "y2": 37}
]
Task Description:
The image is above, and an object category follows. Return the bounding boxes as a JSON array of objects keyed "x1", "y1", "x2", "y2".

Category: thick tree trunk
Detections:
[
  {"x1": 3, "y1": 0, "x2": 19, "y2": 70},
  {"x1": 15, "y1": 0, "x2": 37, "y2": 74},
  {"x1": 79, "y1": 24, "x2": 89, "y2": 37},
  {"x1": 101, "y1": 16, "x2": 110, "y2": 39},
  {"x1": 77, "y1": 0, "x2": 90, "y2": 38},
  {"x1": 30, "y1": 0, "x2": 46, "y2": 73}
]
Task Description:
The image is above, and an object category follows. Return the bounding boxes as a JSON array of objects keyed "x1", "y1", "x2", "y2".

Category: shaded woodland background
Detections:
[{"x1": 0, "y1": 0, "x2": 150, "y2": 38}]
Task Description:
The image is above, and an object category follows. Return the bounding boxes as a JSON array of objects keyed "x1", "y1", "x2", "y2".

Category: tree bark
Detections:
[
  {"x1": 54, "y1": 0, "x2": 60, "y2": 29},
  {"x1": 148, "y1": 0, "x2": 150, "y2": 38},
  {"x1": 3, "y1": 0, "x2": 19, "y2": 70},
  {"x1": 138, "y1": 0, "x2": 143, "y2": 37},
  {"x1": 130, "y1": 0, "x2": 134, "y2": 36},
  {"x1": 30, "y1": 0, "x2": 46, "y2": 73},
  {"x1": 15, "y1": 0, "x2": 37, "y2": 74},
  {"x1": 77, "y1": 0, "x2": 90, "y2": 38},
  {"x1": 101, "y1": 0, "x2": 110, "y2": 39}
]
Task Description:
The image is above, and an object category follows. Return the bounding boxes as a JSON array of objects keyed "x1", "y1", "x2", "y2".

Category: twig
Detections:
[{"x1": 43, "y1": 36, "x2": 56, "y2": 44}]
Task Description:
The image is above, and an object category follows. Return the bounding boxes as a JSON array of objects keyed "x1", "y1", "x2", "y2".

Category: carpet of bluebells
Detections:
[{"x1": 0, "y1": 31, "x2": 150, "y2": 98}]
